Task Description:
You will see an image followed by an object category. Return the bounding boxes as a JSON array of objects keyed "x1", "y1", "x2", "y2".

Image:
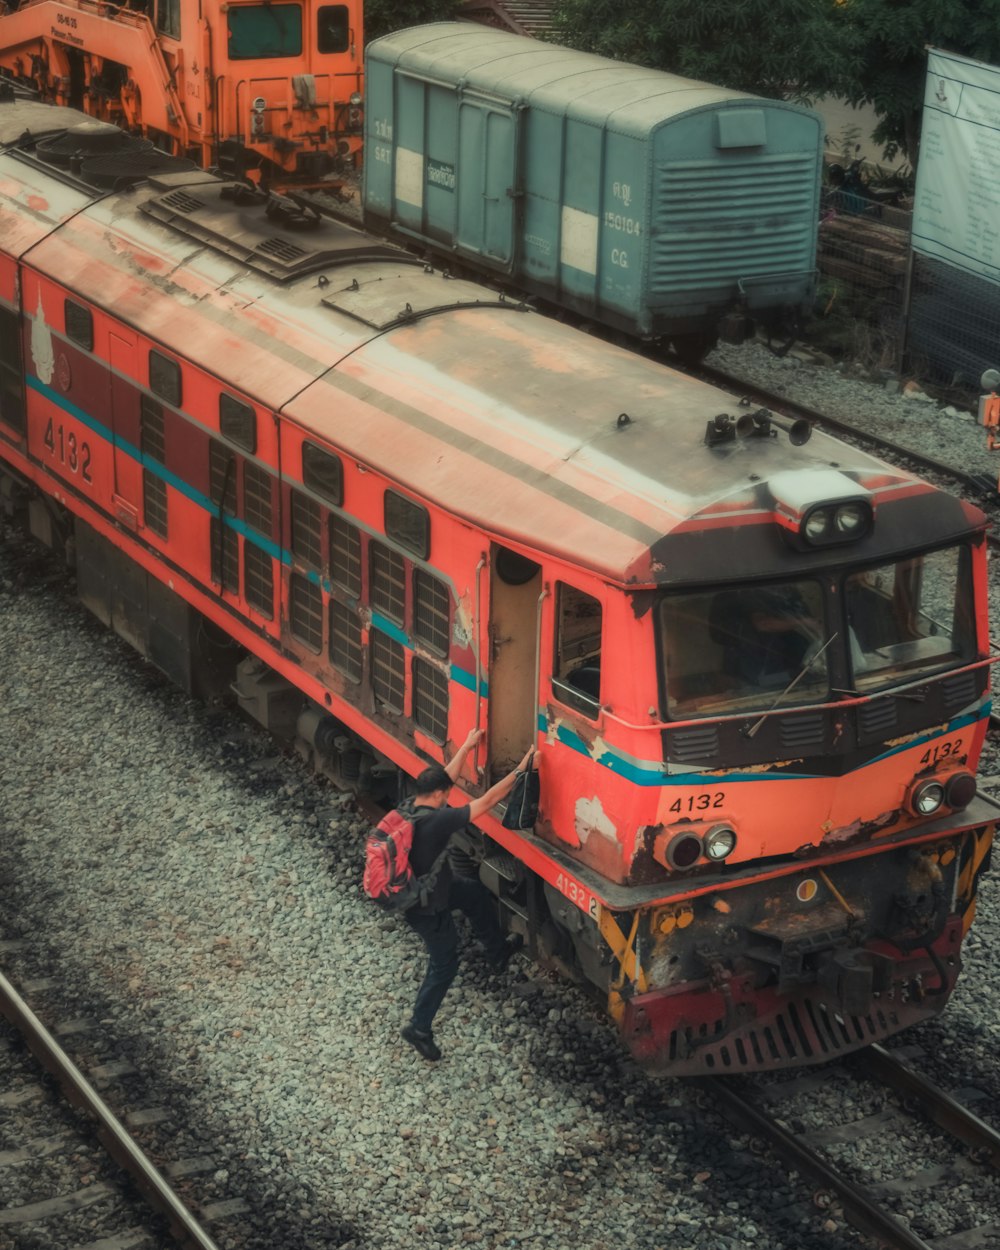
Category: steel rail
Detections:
[
  {"x1": 699, "y1": 1074, "x2": 938, "y2": 1250},
  {"x1": 695, "y1": 363, "x2": 996, "y2": 501},
  {"x1": 857, "y1": 1042, "x2": 1000, "y2": 1168},
  {"x1": 0, "y1": 966, "x2": 223, "y2": 1250}
]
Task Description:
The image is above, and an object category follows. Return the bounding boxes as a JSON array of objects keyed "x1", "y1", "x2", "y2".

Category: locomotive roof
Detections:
[
  {"x1": 0, "y1": 99, "x2": 94, "y2": 146},
  {"x1": 366, "y1": 24, "x2": 817, "y2": 136},
  {"x1": 0, "y1": 101, "x2": 99, "y2": 250},
  {"x1": 0, "y1": 125, "x2": 983, "y2": 585}
]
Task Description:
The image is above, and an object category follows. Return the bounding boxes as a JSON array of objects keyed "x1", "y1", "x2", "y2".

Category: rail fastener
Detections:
[
  {"x1": 699, "y1": 1070, "x2": 939, "y2": 1250},
  {"x1": 856, "y1": 1043, "x2": 1000, "y2": 1169}
]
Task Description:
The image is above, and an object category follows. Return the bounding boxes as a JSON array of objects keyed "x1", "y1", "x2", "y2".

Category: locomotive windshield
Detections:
[
  {"x1": 844, "y1": 546, "x2": 975, "y2": 692},
  {"x1": 659, "y1": 545, "x2": 975, "y2": 718},
  {"x1": 660, "y1": 577, "x2": 829, "y2": 716}
]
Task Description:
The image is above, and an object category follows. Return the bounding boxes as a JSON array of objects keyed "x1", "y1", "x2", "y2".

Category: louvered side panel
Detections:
[{"x1": 651, "y1": 154, "x2": 818, "y2": 297}]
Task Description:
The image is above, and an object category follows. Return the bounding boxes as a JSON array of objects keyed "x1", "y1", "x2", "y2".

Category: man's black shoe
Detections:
[
  {"x1": 491, "y1": 933, "x2": 525, "y2": 971},
  {"x1": 401, "y1": 1025, "x2": 442, "y2": 1061}
]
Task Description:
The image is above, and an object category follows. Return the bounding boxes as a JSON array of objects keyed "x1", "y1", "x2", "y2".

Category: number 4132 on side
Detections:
[{"x1": 43, "y1": 417, "x2": 93, "y2": 484}]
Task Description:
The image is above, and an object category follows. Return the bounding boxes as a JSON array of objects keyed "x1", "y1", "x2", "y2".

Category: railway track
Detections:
[
  {"x1": 702, "y1": 1044, "x2": 1000, "y2": 1249},
  {"x1": 0, "y1": 941, "x2": 233, "y2": 1250},
  {"x1": 695, "y1": 364, "x2": 998, "y2": 517}
]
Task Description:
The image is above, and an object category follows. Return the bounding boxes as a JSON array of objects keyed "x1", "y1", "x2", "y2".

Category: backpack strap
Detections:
[{"x1": 408, "y1": 804, "x2": 458, "y2": 909}]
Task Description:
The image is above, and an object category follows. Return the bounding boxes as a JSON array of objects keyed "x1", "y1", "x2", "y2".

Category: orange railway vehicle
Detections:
[
  {"x1": 1, "y1": 98, "x2": 997, "y2": 1074},
  {"x1": 0, "y1": 0, "x2": 363, "y2": 181}
]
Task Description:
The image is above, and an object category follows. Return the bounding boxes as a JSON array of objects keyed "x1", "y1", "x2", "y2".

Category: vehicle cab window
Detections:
[
  {"x1": 660, "y1": 579, "x2": 828, "y2": 718},
  {"x1": 318, "y1": 5, "x2": 349, "y2": 53},
  {"x1": 553, "y1": 583, "x2": 602, "y2": 716},
  {"x1": 845, "y1": 547, "x2": 974, "y2": 690},
  {"x1": 227, "y1": 4, "x2": 303, "y2": 59},
  {"x1": 156, "y1": 0, "x2": 180, "y2": 39}
]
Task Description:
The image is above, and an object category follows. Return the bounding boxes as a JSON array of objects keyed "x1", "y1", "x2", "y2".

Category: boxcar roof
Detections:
[
  {"x1": 4, "y1": 145, "x2": 979, "y2": 586},
  {"x1": 367, "y1": 23, "x2": 815, "y2": 135}
]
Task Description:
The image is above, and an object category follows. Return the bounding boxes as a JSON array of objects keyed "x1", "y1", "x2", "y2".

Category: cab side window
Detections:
[
  {"x1": 553, "y1": 583, "x2": 602, "y2": 716},
  {"x1": 318, "y1": 4, "x2": 349, "y2": 53},
  {"x1": 157, "y1": 0, "x2": 180, "y2": 37}
]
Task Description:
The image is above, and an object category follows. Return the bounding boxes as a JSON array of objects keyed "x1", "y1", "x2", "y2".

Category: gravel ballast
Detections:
[
  {"x1": 2, "y1": 345, "x2": 1000, "y2": 1250},
  {"x1": 707, "y1": 339, "x2": 997, "y2": 484}
]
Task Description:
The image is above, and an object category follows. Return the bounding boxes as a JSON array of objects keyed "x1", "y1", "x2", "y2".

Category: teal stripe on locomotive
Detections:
[
  {"x1": 540, "y1": 707, "x2": 992, "y2": 787},
  {"x1": 26, "y1": 373, "x2": 990, "y2": 789},
  {"x1": 26, "y1": 372, "x2": 487, "y2": 696}
]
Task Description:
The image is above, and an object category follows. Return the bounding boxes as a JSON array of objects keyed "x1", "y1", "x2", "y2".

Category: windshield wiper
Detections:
[{"x1": 743, "y1": 633, "x2": 839, "y2": 739}]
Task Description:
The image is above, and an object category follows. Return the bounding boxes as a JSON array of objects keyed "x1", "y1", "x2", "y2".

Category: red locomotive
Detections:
[{"x1": 1, "y1": 97, "x2": 996, "y2": 1073}]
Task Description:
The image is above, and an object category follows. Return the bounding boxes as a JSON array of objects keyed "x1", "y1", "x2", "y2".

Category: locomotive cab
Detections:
[{"x1": 512, "y1": 427, "x2": 992, "y2": 1071}]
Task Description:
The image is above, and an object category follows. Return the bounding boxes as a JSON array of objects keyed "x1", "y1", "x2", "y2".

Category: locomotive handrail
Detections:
[
  {"x1": 474, "y1": 554, "x2": 485, "y2": 763},
  {"x1": 591, "y1": 653, "x2": 1000, "y2": 734},
  {"x1": 534, "y1": 583, "x2": 549, "y2": 743}
]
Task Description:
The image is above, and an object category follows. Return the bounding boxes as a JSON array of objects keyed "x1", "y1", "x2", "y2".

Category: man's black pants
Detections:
[{"x1": 404, "y1": 876, "x2": 506, "y2": 1034}]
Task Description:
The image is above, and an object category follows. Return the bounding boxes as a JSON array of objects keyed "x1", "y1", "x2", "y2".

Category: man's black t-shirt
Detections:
[{"x1": 408, "y1": 802, "x2": 471, "y2": 913}]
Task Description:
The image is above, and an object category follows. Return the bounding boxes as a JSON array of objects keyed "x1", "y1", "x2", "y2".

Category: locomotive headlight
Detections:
[
  {"x1": 665, "y1": 832, "x2": 703, "y2": 870},
  {"x1": 703, "y1": 824, "x2": 737, "y2": 861},
  {"x1": 350, "y1": 91, "x2": 363, "y2": 106},
  {"x1": 771, "y1": 471, "x2": 875, "y2": 550},
  {"x1": 803, "y1": 507, "x2": 831, "y2": 541},
  {"x1": 910, "y1": 779, "x2": 945, "y2": 816},
  {"x1": 834, "y1": 502, "x2": 868, "y2": 536},
  {"x1": 801, "y1": 500, "x2": 873, "y2": 546},
  {"x1": 945, "y1": 771, "x2": 977, "y2": 810}
]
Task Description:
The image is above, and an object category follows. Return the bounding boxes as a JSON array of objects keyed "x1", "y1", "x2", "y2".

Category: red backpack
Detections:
[{"x1": 363, "y1": 805, "x2": 447, "y2": 911}]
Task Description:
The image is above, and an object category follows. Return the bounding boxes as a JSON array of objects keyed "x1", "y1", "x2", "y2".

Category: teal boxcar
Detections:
[{"x1": 363, "y1": 23, "x2": 824, "y2": 356}]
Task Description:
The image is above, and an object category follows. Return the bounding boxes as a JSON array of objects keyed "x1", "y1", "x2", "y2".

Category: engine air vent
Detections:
[
  {"x1": 161, "y1": 190, "x2": 204, "y2": 215},
  {"x1": 37, "y1": 120, "x2": 151, "y2": 165},
  {"x1": 140, "y1": 186, "x2": 413, "y2": 282},
  {"x1": 942, "y1": 670, "x2": 978, "y2": 712},
  {"x1": 667, "y1": 724, "x2": 720, "y2": 763},
  {"x1": 858, "y1": 698, "x2": 897, "y2": 739},
  {"x1": 778, "y1": 711, "x2": 825, "y2": 750},
  {"x1": 34, "y1": 121, "x2": 197, "y2": 188},
  {"x1": 256, "y1": 237, "x2": 309, "y2": 262}
]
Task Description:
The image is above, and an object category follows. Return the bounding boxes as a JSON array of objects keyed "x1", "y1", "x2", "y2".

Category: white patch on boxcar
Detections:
[
  {"x1": 575, "y1": 795, "x2": 616, "y2": 845},
  {"x1": 560, "y1": 206, "x2": 598, "y2": 276},
  {"x1": 31, "y1": 294, "x2": 55, "y2": 386},
  {"x1": 395, "y1": 148, "x2": 424, "y2": 210}
]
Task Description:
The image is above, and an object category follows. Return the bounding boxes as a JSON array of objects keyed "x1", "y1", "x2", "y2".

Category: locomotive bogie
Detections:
[{"x1": 2, "y1": 98, "x2": 997, "y2": 1074}]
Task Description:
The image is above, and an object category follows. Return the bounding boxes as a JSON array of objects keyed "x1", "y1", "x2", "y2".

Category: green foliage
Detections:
[
  {"x1": 835, "y1": 0, "x2": 1000, "y2": 161},
  {"x1": 364, "y1": 0, "x2": 460, "y2": 44},
  {"x1": 551, "y1": 0, "x2": 1000, "y2": 163},
  {"x1": 550, "y1": 0, "x2": 851, "y2": 102}
]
